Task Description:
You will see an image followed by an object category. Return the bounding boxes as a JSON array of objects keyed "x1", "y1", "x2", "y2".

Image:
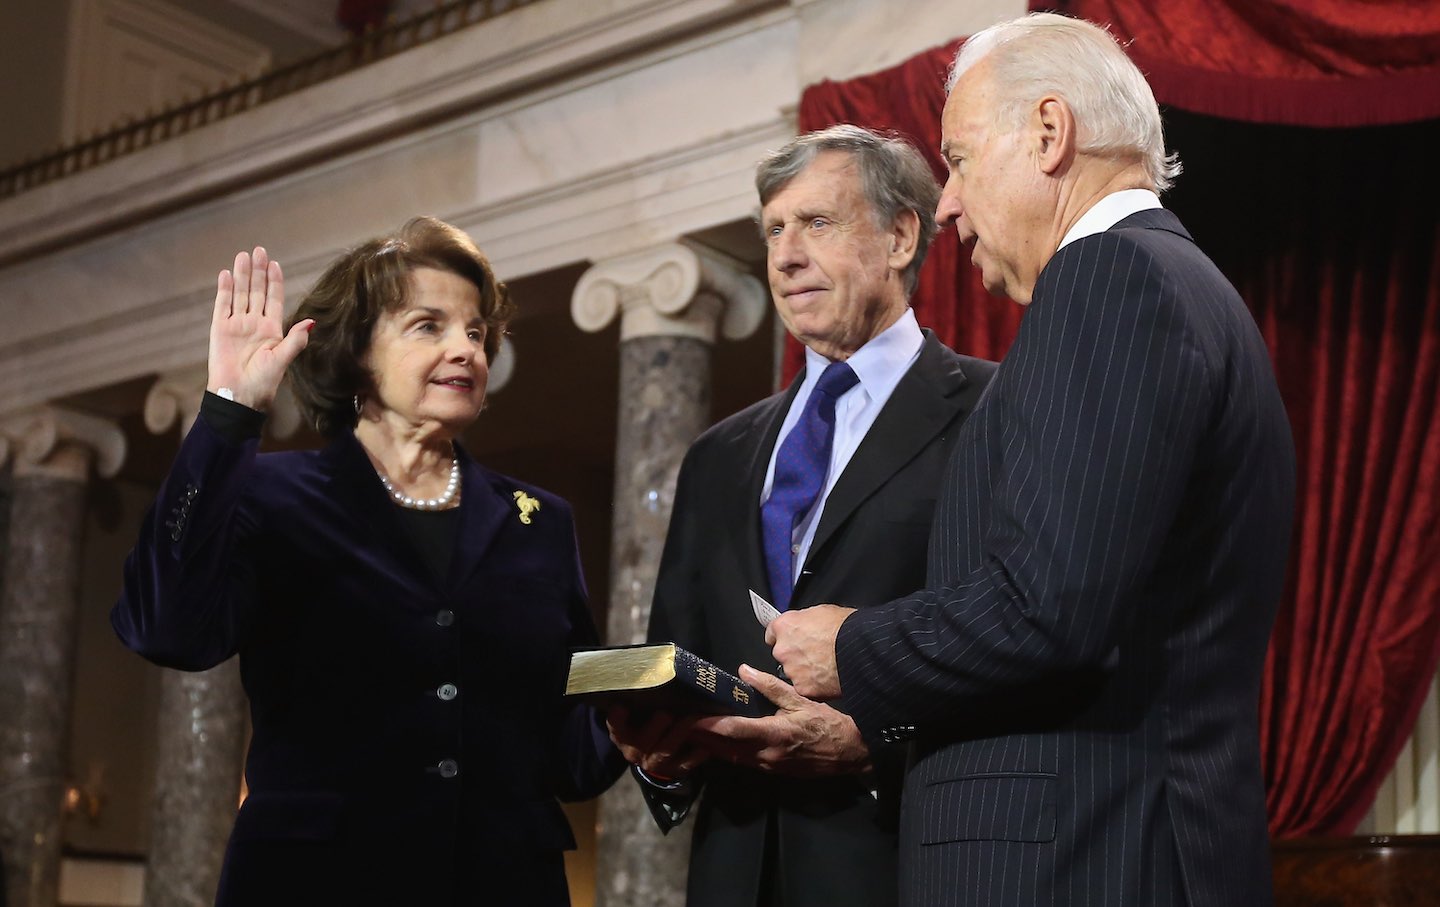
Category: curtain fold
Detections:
[
  {"x1": 1050, "y1": 0, "x2": 1440, "y2": 126},
  {"x1": 1216, "y1": 121, "x2": 1440, "y2": 833},
  {"x1": 797, "y1": 35, "x2": 1440, "y2": 837}
]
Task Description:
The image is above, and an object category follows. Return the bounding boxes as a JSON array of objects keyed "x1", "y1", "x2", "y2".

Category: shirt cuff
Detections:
[{"x1": 632, "y1": 764, "x2": 692, "y2": 792}]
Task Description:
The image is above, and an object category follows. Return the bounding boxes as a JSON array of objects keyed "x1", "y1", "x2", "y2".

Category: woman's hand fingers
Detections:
[
  {"x1": 230, "y1": 250, "x2": 251, "y2": 313},
  {"x1": 246, "y1": 246, "x2": 269, "y2": 316},
  {"x1": 263, "y1": 257, "x2": 284, "y2": 321},
  {"x1": 273, "y1": 319, "x2": 314, "y2": 372},
  {"x1": 212, "y1": 268, "x2": 234, "y2": 324},
  {"x1": 206, "y1": 247, "x2": 299, "y2": 410}
]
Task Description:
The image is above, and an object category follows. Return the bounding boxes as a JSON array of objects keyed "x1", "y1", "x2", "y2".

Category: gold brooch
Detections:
[{"x1": 513, "y1": 491, "x2": 541, "y2": 525}]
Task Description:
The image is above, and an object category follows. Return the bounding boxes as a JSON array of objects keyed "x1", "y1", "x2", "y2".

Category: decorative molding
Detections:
[
  {"x1": 488, "y1": 335, "x2": 516, "y2": 395},
  {"x1": 0, "y1": 406, "x2": 126, "y2": 479},
  {"x1": 572, "y1": 241, "x2": 766, "y2": 343},
  {"x1": 64, "y1": 0, "x2": 271, "y2": 143},
  {"x1": 0, "y1": 0, "x2": 1019, "y2": 414},
  {"x1": 142, "y1": 365, "x2": 208, "y2": 436},
  {"x1": 223, "y1": 0, "x2": 348, "y2": 46},
  {"x1": 2, "y1": 0, "x2": 790, "y2": 263},
  {"x1": 144, "y1": 366, "x2": 305, "y2": 439},
  {"x1": 0, "y1": 113, "x2": 790, "y2": 417}
]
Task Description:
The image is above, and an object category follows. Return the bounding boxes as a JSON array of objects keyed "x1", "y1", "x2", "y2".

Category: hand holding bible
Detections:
[
  {"x1": 765, "y1": 604, "x2": 854, "y2": 700},
  {"x1": 690, "y1": 665, "x2": 869, "y2": 777}
]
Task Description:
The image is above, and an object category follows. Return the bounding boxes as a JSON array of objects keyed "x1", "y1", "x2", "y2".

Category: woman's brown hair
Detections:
[{"x1": 286, "y1": 216, "x2": 514, "y2": 437}]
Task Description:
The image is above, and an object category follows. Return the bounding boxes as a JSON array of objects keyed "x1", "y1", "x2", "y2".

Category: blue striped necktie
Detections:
[{"x1": 761, "y1": 361, "x2": 859, "y2": 610}]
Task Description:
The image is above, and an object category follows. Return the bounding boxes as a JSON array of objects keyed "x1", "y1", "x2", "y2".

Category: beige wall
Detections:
[{"x1": 0, "y1": 1, "x2": 69, "y2": 167}]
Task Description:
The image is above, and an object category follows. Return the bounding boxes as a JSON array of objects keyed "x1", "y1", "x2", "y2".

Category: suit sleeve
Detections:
[
  {"x1": 646, "y1": 439, "x2": 712, "y2": 653},
  {"x1": 110, "y1": 407, "x2": 266, "y2": 672},
  {"x1": 551, "y1": 502, "x2": 629, "y2": 801},
  {"x1": 836, "y1": 235, "x2": 1216, "y2": 742}
]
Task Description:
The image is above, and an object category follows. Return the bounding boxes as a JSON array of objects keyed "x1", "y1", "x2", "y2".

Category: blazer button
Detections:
[
  {"x1": 435, "y1": 609, "x2": 455, "y2": 627},
  {"x1": 436, "y1": 683, "x2": 458, "y2": 701},
  {"x1": 437, "y1": 759, "x2": 459, "y2": 779}
]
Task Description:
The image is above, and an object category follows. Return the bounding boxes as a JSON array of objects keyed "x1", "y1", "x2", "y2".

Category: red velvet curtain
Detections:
[
  {"x1": 1053, "y1": 0, "x2": 1440, "y2": 126},
  {"x1": 795, "y1": 33, "x2": 1440, "y2": 836},
  {"x1": 1165, "y1": 114, "x2": 1440, "y2": 835}
]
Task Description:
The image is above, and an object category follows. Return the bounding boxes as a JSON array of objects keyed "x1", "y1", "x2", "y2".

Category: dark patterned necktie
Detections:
[{"x1": 760, "y1": 361, "x2": 859, "y2": 610}]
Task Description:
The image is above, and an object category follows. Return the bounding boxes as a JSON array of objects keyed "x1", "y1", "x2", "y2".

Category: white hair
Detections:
[{"x1": 947, "y1": 12, "x2": 1181, "y2": 193}]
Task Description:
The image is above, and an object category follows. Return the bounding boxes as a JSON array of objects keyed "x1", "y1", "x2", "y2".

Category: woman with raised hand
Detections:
[{"x1": 113, "y1": 217, "x2": 624, "y2": 906}]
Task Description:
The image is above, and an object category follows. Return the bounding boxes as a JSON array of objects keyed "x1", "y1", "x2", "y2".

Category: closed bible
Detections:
[{"x1": 565, "y1": 643, "x2": 775, "y2": 718}]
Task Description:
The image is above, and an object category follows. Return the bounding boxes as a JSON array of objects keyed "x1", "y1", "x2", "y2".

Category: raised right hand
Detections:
[{"x1": 206, "y1": 246, "x2": 314, "y2": 411}]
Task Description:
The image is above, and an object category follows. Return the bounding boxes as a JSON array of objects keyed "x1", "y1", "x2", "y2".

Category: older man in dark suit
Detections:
[
  {"x1": 608, "y1": 125, "x2": 994, "y2": 907},
  {"x1": 749, "y1": 13, "x2": 1297, "y2": 907}
]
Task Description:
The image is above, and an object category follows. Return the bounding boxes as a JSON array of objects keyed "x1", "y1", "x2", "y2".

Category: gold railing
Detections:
[{"x1": 0, "y1": 0, "x2": 541, "y2": 201}]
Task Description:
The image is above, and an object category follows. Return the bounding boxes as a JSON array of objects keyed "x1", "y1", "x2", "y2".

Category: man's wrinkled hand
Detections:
[
  {"x1": 690, "y1": 665, "x2": 869, "y2": 776},
  {"x1": 765, "y1": 604, "x2": 854, "y2": 699}
]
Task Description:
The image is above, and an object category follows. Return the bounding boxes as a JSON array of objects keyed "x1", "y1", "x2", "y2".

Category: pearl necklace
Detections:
[{"x1": 378, "y1": 457, "x2": 461, "y2": 510}]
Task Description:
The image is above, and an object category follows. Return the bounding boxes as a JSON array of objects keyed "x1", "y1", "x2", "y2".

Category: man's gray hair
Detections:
[
  {"x1": 947, "y1": 12, "x2": 1182, "y2": 193},
  {"x1": 756, "y1": 125, "x2": 941, "y2": 297}
]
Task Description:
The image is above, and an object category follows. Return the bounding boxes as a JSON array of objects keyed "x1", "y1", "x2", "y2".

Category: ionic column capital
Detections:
[
  {"x1": 0, "y1": 406, "x2": 126, "y2": 480},
  {"x1": 143, "y1": 366, "x2": 209, "y2": 438},
  {"x1": 489, "y1": 335, "x2": 516, "y2": 395},
  {"x1": 144, "y1": 367, "x2": 308, "y2": 440},
  {"x1": 571, "y1": 241, "x2": 767, "y2": 344}
]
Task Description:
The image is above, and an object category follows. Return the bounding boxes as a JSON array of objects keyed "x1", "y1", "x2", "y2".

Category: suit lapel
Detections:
[
  {"x1": 445, "y1": 448, "x2": 510, "y2": 592},
  {"x1": 799, "y1": 334, "x2": 973, "y2": 588},
  {"x1": 322, "y1": 435, "x2": 508, "y2": 596},
  {"x1": 322, "y1": 433, "x2": 439, "y2": 591}
]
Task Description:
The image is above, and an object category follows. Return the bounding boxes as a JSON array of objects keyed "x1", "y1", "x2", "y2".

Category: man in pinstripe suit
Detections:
[{"x1": 749, "y1": 13, "x2": 1297, "y2": 907}]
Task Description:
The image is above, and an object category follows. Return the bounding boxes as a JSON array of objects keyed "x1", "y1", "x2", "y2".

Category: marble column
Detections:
[
  {"x1": 140, "y1": 368, "x2": 249, "y2": 907},
  {"x1": 573, "y1": 242, "x2": 766, "y2": 907},
  {"x1": 0, "y1": 407, "x2": 125, "y2": 907},
  {"x1": 0, "y1": 460, "x2": 11, "y2": 626}
]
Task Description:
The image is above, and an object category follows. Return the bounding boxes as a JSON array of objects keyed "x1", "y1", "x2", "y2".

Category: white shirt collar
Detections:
[
  {"x1": 801, "y1": 307, "x2": 923, "y2": 400},
  {"x1": 1058, "y1": 188, "x2": 1163, "y2": 251}
]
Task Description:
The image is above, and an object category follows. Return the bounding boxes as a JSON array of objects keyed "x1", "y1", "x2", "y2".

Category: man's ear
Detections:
[
  {"x1": 1034, "y1": 95, "x2": 1076, "y2": 176},
  {"x1": 887, "y1": 208, "x2": 921, "y2": 274}
]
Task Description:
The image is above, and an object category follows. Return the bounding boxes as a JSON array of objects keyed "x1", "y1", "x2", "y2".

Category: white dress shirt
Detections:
[
  {"x1": 1058, "y1": 188, "x2": 1163, "y2": 251},
  {"x1": 761, "y1": 307, "x2": 925, "y2": 588}
]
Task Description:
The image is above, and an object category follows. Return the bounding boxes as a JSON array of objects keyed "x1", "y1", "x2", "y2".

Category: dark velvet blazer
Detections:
[
  {"x1": 837, "y1": 210, "x2": 1297, "y2": 907},
  {"x1": 646, "y1": 332, "x2": 996, "y2": 907},
  {"x1": 113, "y1": 414, "x2": 624, "y2": 907}
]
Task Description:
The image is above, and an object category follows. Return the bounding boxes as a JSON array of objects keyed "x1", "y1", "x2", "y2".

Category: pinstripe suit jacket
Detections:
[{"x1": 835, "y1": 209, "x2": 1296, "y2": 907}]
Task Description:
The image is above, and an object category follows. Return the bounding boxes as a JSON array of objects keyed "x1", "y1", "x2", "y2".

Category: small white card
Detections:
[{"x1": 749, "y1": 589, "x2": 780, "y2": 628}]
